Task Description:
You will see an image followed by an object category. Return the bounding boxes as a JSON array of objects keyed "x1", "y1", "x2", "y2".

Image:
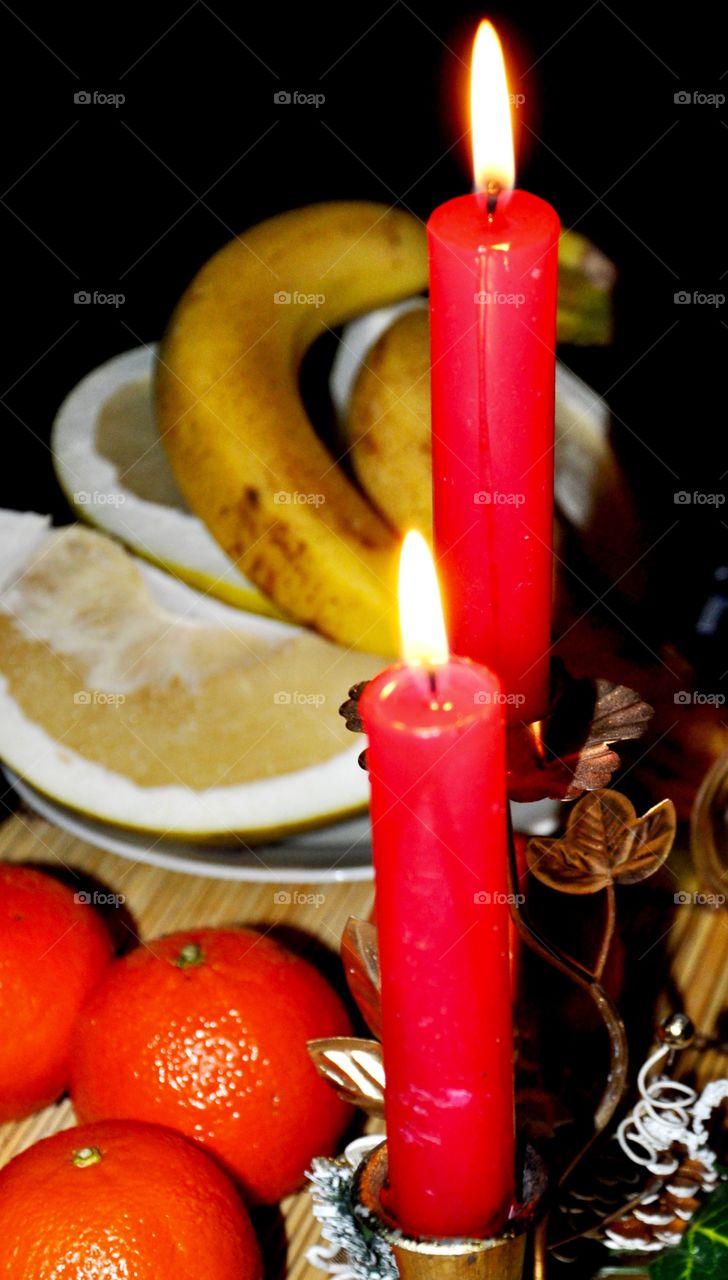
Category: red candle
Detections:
[
  {"x1": 360, "y1": 532, "x2": 514, "y2": 1240},
  {"x1": 428, "y1": 22, "x2": 559, "y2": 724}
]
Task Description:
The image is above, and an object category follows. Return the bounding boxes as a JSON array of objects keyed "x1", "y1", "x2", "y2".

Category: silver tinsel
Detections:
[{"x1": 307, "y1": 1137, "x2": 399, "y2": 1280}]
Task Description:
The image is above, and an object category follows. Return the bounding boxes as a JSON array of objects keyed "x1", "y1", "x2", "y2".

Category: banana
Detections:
[
  {"x1": 156, "y1": 202, "x2": 429, "y2": 655},
  {"x1": 345, "y1": 231, "x2": 616, "y2": 534},
  {"x1": 347, "y1": 307, "x2": 432, "y2": 536},
  {"x1": 346, "y1": 325, "x2": 633, "y2": 606}
]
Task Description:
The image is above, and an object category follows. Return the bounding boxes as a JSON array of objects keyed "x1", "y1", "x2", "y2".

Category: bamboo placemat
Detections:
[{"x1": 0, "y1": 802, "x2": 725, "y2": 1279}]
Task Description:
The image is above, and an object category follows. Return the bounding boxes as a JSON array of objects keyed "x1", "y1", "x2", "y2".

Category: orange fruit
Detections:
[
  {"x1": 0, "y1": 1119, "x2": 262, "y2": 1279},
  {"x1": 71, "y1": 927, "x2": 353, "y2": 1203},
  {"x1": 0, "y1": 864, "x2": 113, "y2": 1121}
]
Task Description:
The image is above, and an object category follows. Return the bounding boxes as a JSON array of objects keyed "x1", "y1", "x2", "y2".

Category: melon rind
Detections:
[{"x1": 51, "y1": 347, "x2": 280, "y2": 618}]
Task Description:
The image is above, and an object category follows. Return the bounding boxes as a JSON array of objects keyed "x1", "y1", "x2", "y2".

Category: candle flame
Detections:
[
  {"x1": 470, "y1": 20, "x2": 515, "y2": 196},
  {"x1": 398, "y1": 531, "x2": 449, "y2": 667}
]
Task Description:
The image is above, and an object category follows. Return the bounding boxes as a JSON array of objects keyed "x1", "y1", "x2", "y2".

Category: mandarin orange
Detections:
[
  {"x1": 70, "y1": 927, "x2": 352, "y2": 1202},
  {"x1": 0, "y1": 1119, "x2": 261, "y2": 1279},
  {"x1": 0, "y1": 864, "x2": 113, "y2": 1120}
]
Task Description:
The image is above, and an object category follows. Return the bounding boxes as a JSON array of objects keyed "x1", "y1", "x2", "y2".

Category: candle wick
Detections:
[
  {"x1": 486, "y1": 180, "x2": 501, "y2": 217},
  {"x1": 427, "y1": 669, "x2": 437, "y2": 695}
]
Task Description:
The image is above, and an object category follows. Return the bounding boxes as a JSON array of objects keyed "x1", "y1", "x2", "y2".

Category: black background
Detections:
[{"x1": 1, "y1": 0, "x2": 725, "y2": 673}]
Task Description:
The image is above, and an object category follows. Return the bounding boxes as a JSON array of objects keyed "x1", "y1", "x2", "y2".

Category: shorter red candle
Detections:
[{"x1": 360, "y1": 533, "x2": 514, "y2": 1240}]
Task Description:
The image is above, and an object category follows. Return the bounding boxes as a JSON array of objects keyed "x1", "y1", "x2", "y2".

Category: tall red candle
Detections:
[
  {"x1": 428, "y1": 22, "x2": 559, "y2": 724},
  {"x1": 360, "y1": 532, "x2": 514, "y2": 1240}
]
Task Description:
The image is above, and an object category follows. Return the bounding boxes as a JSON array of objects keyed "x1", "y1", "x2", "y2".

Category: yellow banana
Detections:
[
  {"x1": 345, "y1": 231, "x2": 616, "y2": 534},
  {"x1": 156, "y1": 202, "x2": 429, "y2": 655},
  {"x1": 347, "y1": 307, "x2": 432, "y2": 536}
]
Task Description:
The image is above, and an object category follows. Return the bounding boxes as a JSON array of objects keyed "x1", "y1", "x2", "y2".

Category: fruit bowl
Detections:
[{"x1": 7, "y1": 303, "x2": 625, "y2": 878}]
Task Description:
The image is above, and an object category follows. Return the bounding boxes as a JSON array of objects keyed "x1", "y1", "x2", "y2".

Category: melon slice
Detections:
[
  {"x1": 51, "y1": 347, "x2": 280, "y2": 618},
  {"x1": 0, "y1": 512, "x2": 381, "y2": 840}
]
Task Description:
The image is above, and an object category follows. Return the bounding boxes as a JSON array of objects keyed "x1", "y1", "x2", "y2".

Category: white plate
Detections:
[
  {"x1": 8, "y1": 768, "x2": 560, "y2": 883},
  {"x1": 7, "y1": 769, "x2": 374, "y2": 883}
]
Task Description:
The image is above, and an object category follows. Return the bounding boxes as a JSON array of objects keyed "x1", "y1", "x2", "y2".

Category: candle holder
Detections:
[
  {"x1": 307, "y1": 1133, "x2": 548, "y2": 1280},
  {"x1": 352, "y1": 1139, "x2": 547, "y2": 1280},
  {"x1": 307, "y1": 921, "x2": 728, "y2": 1278},
  {"x1": 317, "y1": 661, "x2": 728, "y2": 1276}
]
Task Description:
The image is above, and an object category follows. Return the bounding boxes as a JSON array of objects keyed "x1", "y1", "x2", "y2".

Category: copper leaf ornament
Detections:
[
  {"x1": 308, "y1": 918, "x2": 384, "y2": 1114},
  {"x1": 341, "y1": 917, "x2": 381, "y2": 1040},
  {"x1": 506, "y1": 672, "x2": 654, "y2": 803},
  {"x1": 307, "y1": 1036, "x2": 384, "y2": 1114},
  {"x1": 527, "y1": 789, "x2": 676, "y2": 894},
  {"x1": 341, "y1": 669, "x2": 654, "y2": 802}
]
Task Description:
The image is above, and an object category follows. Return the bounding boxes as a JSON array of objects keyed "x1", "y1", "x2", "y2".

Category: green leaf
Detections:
[
  {"x1": 649, "y1": 1181, "x2": 728, "y2": 1279},
  {"x1": 557, "y1": 229, "x2": 616, "y2": 346}
]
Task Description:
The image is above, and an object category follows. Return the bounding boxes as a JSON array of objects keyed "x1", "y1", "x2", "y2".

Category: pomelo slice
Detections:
[
  {"x1": 0, "y1": 511, "x2": 381, "y2": 840},
  {"x1": 51, "y1": 347, "x2": 280, "y2": 618}
]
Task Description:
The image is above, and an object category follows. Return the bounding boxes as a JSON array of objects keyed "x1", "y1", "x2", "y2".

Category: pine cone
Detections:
[{"x1": 603, "y1": 1154, "x2": 718, "y2": 1252}]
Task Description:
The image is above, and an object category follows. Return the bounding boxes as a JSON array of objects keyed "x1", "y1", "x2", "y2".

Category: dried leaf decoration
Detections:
[{"x1": 527, "y1": 789, "x2": 676, "y2": 894}]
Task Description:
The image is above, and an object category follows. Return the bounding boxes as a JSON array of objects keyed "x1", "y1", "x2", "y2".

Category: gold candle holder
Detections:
[{"x1": 352, "y1": 1141, "x2": 547, "y2": 1280}]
